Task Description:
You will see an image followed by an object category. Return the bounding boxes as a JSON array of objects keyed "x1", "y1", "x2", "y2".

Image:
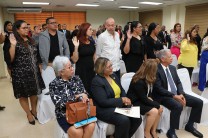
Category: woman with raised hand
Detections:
[
  {"x1": 69, "y1": 23, "x2": 96, "y2": 96},
  {"x1": 49, "y1": 56, "x2": 95, "y2": 138},
  {"x1": 178, "y1": 27, "x2": 198, "y2": 78},
  {"x1": 121, "y1": 21, "x2": 145, "y2": 72},
  {"x1": 9, "y1": 20, "x2": 45, "y2": 125}
]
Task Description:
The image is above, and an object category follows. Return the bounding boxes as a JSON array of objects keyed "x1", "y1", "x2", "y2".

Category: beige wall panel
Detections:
[
  {"x1": 139, "y1": 10, "x2": 162, "y2": 26},
  {"x1": 185, "y1": 3, "x2": 208, "y2": 37}
]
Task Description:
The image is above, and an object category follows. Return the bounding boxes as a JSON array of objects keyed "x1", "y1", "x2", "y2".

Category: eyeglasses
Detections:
[{"x1": 48, "y1": 22, "x2": 58, "y2": 25}]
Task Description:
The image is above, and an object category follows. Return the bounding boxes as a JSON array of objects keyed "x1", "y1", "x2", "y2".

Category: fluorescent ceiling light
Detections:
[
  {"x1": 119, "y1": 6, "x2": 139, "y2": 9},
  {"x1": 23, "y1": 2, "x2": 50, "y2": 5},
  {"x1": 76, "y1": 4, "x2": 100, "y2": 7},
  {"x1": 139, "y1": 2, "x2": 163, "y2": 5},
  {"x1": 101, "y1": 0, "x2": 114, "y2": 1}
]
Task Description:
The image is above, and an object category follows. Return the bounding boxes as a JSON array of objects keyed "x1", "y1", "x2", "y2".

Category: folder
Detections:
[{"x1": 74, "y1": 117, "x2": 97, "y2": 128}]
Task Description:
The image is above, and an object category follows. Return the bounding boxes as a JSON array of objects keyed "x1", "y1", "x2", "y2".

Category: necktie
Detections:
[
  {"x1": 165, "y1": 68, "x2": 177, "y2": 95},
  {"x1": 63, "y1": 30, "x2": 66, "y2": 35}
]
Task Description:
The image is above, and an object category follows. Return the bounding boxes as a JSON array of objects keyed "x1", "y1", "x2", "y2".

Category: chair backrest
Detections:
[
  {"x1": 177, "y1": 68, "x2": 192, "y2": 92},
  {"x1": 120, "y1": 60, "x2": 127, "y2": 74},
  {"x1": 121, "y1": 72, "x2": 135, "y2": 93},
  {"x1": 170, "y1": 54, "x2": 178, "y2": 67},
  {"x1": 42, "y1": 66, "x2": 56, "y2": 88}
]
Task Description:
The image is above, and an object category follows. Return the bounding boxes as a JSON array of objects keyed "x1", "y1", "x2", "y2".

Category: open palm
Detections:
[
  {"x1": 72, "y1": 36, "x2": 79, "y2": 48},
  {"x1": 9, "y1": 33, "x2": 17, "y2": 46}
]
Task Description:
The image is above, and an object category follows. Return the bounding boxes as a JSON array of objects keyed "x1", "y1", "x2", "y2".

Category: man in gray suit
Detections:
[{"x1": 39, "y1": 17, "x2": 70, "y2": 70}]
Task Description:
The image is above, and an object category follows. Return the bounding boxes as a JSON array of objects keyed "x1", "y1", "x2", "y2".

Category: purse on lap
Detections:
[{"x1": 66, "y1": 99, "x2": 96, "y2": 124}]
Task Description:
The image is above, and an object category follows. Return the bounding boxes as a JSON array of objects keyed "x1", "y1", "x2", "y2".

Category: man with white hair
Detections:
[
  {"x1": 96, "y1": 17, "x2": 121, "y2": 78},
  {"x1": 153, "y1": 49, "x2": 203, "y2": 138}
]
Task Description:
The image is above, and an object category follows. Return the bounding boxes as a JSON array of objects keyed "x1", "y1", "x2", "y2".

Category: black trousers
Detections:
[
  {"x1": 178, "y1": 64, "x2": 194, "y2": 79},
  {"x1": 160, "y1": 94, "x2": 203, "y2": 129},
  {"x1": 102, "y1": 113, "x2": 142, "y2": 138}
]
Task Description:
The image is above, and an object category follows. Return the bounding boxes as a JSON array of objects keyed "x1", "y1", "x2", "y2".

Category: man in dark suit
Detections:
[
  {"x1": 158, "y1": 25, "x2": 172, "y2": 49},
  {"x1": 59, "y1": 24, "x2": 71, "y2": 41},
  {"x1": 153, "y1": 49, "x2": 203, "y2": 138}
]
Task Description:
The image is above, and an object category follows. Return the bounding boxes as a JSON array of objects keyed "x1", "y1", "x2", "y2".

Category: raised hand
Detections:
[
  {"x1": 127, "y1": 29, "x2": 132, "y2": 39},
  {"x1": 72, "y1": 36, "x2": 79, "y2": 48},
  {"x1": 9, "y1": 33, "x2": 17, "y2": 46}
]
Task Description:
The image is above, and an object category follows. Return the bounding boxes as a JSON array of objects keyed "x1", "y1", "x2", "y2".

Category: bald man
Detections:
[{"x1": 96, "y1": 18, "x2": 122, "y2": 78}]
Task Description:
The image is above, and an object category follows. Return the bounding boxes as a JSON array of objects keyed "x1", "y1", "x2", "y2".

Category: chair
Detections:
[
  {"x1": 120, "y1": 60, "x2": 127, "y2": 75},
  {"x1": 177, "y1": 68, "x2": 208, "y2": 125},
  {"x1": 191, "y1": 67, "x2": 199, "y2": 84},
  {"x1": 37, "y1": 66, "x2": 56, "y2": 124},
  {"x1": 121, "y1": 72, "x2": 135, "y2": 92},
  {"x1": 170, "y1": 54, "x2": 178, "y2": 67},
  {"x1": 54, "y1": 120, "x2": 69, "y2": 138}
]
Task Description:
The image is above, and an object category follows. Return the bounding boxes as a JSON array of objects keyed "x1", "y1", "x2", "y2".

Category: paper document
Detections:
[{"x1": 115, "y1": 106, "x2": 140, "y2": 118}]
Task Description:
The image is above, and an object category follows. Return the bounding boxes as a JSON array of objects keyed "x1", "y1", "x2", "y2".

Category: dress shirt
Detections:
[
  {"x1": 161, "y1": 64, "x2": 177, "y2": 93},
  {"x1": 96, "y1": 30, "x2": 121, "y2": 71}
]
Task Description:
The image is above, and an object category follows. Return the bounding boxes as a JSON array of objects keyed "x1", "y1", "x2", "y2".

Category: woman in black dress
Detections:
[
  {"x1": 145, "y1": 22, "x2": 163, "y2": 59},
  {"x1": 127, "y1": 59, "x2": 163, "y2": 138},
  {"x1": 9, "y1": 20, "x2": 45, "y2": 125},
  {"x1": 70, "y1": 23, "x2": 96, "y2": 96},
  {"x1": 0, "y1": 21, "x2": 13, "y2": 76},
  {"x1": 122, "y1": 21, "x2": 145, "y2": 72}
]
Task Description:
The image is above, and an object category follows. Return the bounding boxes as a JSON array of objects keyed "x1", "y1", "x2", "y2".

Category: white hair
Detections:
[
  {"x1": 156, "y1": 49, "x2": 171, "y2": 59},
  {"x1": 52, "y1": 56, "x2": 69, "y2": 76}
]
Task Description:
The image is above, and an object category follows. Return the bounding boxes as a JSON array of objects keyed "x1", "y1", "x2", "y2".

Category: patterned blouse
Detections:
[
  {"x1": 170, "y1": 32, "x2": 183, "y2": 47},
  {"x1": 49, "y1": 75, "x2": 86, "y2": 118}
]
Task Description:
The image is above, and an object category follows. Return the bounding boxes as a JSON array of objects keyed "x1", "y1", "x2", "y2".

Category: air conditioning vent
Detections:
[{"x1": 7, "y1": 7, "x2": 42, "y2": 13}]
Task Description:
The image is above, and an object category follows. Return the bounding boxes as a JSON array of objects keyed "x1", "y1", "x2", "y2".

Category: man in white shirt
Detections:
[{"x1": 96, "y1": 17, "x2": 121, "y2": 78}]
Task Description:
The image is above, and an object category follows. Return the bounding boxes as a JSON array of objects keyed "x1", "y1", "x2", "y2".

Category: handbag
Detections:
[{"x1": 66, "y1": 99, "x2": 96, "y2": 124}]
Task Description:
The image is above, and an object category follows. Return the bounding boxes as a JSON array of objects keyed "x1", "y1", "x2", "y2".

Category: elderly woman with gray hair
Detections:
[{"x1": 49, "y1": 56, "x2": 95, "y2": 138}]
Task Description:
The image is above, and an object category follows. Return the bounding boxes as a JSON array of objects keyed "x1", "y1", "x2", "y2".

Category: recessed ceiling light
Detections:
[
  {"x1": 139, "y1": 2, "x2": 163, "y2": 5},
  {"x1": 119, "y1": 6, "x2": 139, "y2": 9},
  {"x1": 76, "y1": 4, "x2": 100, "y2": 7},
  {"x1": 23, "y1": 2, "x2": 50, "y2": 5}
]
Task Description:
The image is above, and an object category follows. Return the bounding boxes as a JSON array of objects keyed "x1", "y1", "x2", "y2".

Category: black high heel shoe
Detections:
[
  {"x1": 30, "y1": 110, "x2": 38, "y2": 120},
  {"x1": 27, "y1": 115, "x2": 35, "y2": 125},
  {"x1": 29, "y1": 120, "x2": 35, "y2": 125}
]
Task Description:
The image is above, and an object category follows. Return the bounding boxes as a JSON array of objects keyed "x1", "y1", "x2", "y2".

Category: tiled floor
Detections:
[{"x1": 0, "y1": 77, "x2": 208, "y2": 138}]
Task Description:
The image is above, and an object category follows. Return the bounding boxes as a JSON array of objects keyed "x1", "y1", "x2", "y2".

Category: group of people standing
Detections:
[{"x1": 0, "y1": 15, "x2": 206, "y2": 138}]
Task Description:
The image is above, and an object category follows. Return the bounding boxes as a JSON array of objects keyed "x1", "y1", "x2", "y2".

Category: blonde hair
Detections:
[
  {"x1": 94, "y1": 57, "x2": 110, "y2": 76},
  {"x1": 132, "y1": 59, "x2": 159, "y2": 84}
]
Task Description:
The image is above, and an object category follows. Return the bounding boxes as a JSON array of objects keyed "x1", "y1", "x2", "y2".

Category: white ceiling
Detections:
[{"x1": 0, "y1": 0, "x2": 208, "y2": 11}]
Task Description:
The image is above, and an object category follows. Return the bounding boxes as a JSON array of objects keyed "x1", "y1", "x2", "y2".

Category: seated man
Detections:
[{"x1": 153, "y1": 49, "x2": 203, "y2": 138}]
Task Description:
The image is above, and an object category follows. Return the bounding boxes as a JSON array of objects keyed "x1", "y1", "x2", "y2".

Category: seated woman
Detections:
[
  {"x1": 91, "y1": 57, "x2": 142, "y2": 138},
  {"x1": 49, "y1": 56, "x2": 95, "y2": 138},
  {"x1": 127, "y1": 59, "x2": 163, "y2": 138}
]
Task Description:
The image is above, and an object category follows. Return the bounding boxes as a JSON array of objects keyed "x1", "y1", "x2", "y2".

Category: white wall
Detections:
[
  {"x1": 162, "y1": 4, "x2": 186, "y2": 34},
  {"x1": 86, "y1": 10, "x2": 137, "y2": 29},
  {"x1": 0, "y1": 7, "x2": 7, "y2": 78}
]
